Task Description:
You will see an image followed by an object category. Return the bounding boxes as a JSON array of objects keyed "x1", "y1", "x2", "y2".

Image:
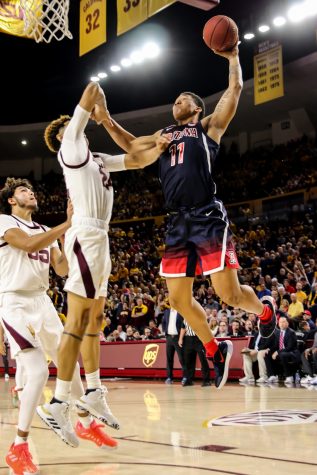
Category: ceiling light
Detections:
[
  {"x1": 142, "y1": 42, "x2": 160, "y2": 59},
  {"x1": 244, "y1": 32, "x2": 255, "y2": 40},
  {"x1": 305, "y1": 0, "x2": 317, "y2": 17},
  {"x1": 273, "y1": 16, "x2": 286, "y2": 27},
  {"x1": 21, "y1": 140, "x2": 27, "y2": 145},
  {"x1": 130, "y1": 50, "x2": 144, "y2": 64},
  {"x1": 121, "y1": 58, "x2": 132, "y2": 67},
  {"x1": 288, "y1": 3, "x2": 307, "y2": 22},
  {"x1": 90, "y1": 76, "x2": 100, "y2": 82},
  {"x1": 110, "y1": 65, "x2": 121, "y2": 72},
  {"x1": 98, "y1": 72, "x2": 108, "y2": 79},
  {"x1": 258, "y1": 24, "x2": 270, "y2": 33}
]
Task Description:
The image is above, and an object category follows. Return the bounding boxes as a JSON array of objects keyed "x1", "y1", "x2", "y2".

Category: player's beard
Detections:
[{"x1": 15, "y1": 197, "x2": 39, "y2": 213}]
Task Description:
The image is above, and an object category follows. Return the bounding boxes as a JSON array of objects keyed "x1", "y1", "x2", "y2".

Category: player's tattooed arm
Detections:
[{"x1": 201, "y1": 45, "x2": 243, "y2": 144}]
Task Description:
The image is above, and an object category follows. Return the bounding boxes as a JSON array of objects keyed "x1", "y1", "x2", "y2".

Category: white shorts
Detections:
[
  {"x1": 64, "y1": 217, "x2": 111, "y2": 300},
  {"x1": 0, "y1": 292, "x2": 63, "y2": 358}
]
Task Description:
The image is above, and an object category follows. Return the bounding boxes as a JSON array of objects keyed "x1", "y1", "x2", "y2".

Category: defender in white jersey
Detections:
[
  {"x1": 38, "y1": 81, "x2": 170, "y2": 446},
  {"x1": 0, "y1": 178, "x2": 119, "y2": 475}
]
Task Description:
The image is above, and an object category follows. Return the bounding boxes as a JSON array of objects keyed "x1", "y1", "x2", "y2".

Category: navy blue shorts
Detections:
[{"x1": 160, "y1": 198, "x2": 239, "y2": 277}]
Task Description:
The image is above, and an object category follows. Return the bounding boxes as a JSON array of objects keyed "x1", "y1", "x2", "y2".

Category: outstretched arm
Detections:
[
  {"x1": 201, "y1": 45, "x2": 243, "y2": 144},
  {"x1": 124, "y1": 135, "x2": 171, "y2": 169},
  {"x1": 92, "y1": 104, "x2": 161, "y2": 153}
]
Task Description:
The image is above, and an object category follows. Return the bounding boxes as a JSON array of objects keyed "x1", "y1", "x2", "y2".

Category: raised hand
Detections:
[
  {"x1": 212, "y1": 43, "x2": 239, "y2": 59},
  {"x1": 91, "y1": 104, "x2": 113, "y2": 126}
]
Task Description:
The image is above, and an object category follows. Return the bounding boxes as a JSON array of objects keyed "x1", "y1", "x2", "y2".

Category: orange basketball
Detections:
[{"x1": 203, "y1": 15, "x2": 238, "y2": 52}]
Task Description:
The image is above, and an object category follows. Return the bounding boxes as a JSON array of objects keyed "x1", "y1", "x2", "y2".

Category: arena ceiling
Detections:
[
  {"x1": 0, "y1": 51, "x2": 316, "y2": 160},
  {"x1": 0, "y1": 0, "x2": 316, "y2": 161}
]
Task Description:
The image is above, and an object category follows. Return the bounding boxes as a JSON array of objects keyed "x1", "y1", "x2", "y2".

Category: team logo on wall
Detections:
[
  {"x1": 204, "y1": 409, "x2": 317, "y2": 427},
  {"x1": 143, "y1": 344, "x2": 159, "y2": 368}
]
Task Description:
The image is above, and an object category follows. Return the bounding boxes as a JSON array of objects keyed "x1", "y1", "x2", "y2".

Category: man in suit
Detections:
[
  {"x1": 162, "y1": 307, "x2": 187, "y2": 384},
  {"x1": 264, "y1": 316, "x2": 300, "y2": 384},
  {"x1": 228, "y1": 320, "x2": 244, "y2": 338},
  {"x1": 239, "y1": 327, "x2": 276, "y2": 384}
]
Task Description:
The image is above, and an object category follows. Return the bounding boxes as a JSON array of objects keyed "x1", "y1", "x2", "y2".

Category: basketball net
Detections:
[{"x1": 20, "y1": 0, "x2": 72, "y2": 43}]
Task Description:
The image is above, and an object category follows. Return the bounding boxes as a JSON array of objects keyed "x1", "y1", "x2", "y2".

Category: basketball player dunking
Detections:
[
  {"x1": 92, "y1": 45, "x2": 276, "y2": 389},
  {"x1": 37, "y1": 82, "x2": 170, "y2": 445},
  {"x1": 0, "y1": 179, "x2": 118, "y2": 475}
]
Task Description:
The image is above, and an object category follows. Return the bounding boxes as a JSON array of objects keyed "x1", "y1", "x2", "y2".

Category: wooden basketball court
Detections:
[{"x1": 0, "y1": 378, "x2": 316, "y2": 474}]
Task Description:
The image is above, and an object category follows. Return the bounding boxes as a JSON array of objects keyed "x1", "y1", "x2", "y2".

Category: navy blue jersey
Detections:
[{"x1": 159, "y1": 122, "x2": 219, "y2": 210}]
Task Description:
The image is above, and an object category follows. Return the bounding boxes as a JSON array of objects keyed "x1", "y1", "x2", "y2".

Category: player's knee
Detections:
[
  {"x1": 66, "y1": 309, "x2": 90, "y2": 335},
  {"x1": 168, "y1": 294, "x2": 187, "y2": 312}
]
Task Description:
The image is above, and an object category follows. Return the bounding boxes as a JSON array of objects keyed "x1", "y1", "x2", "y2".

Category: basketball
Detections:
[{"x1": 203, "y1": 15, "x2": 238, "y2": 51}]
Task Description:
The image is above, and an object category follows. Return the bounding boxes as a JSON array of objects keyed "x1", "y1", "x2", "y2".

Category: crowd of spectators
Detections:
[
  {"x1": 1, "y1": 135, "x2": 316, "y2": 221},
  {"x1": 2, "y1": 134, "x2": 317, "y2": 384},
  {"x1": 48, "y1": 211, "x2": 317, "y2": 368}
]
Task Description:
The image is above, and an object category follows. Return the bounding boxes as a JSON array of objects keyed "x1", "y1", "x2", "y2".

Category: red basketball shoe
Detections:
[
  {"x1": 75, "y1": 420, "x2": 118, "y2": 449},
  {"x1": 6, "y1": 442, "x2": 39, "y2": 474}
]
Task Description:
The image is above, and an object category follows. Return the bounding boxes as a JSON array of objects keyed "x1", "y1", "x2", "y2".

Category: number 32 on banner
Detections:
[{"x1": 79, "y1": 0, "x2": 107, "y2": 57}]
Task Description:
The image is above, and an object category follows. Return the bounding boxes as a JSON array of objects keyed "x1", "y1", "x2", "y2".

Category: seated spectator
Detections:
[
  {"x1": 302, "y1": 310, "x2": 316, "y2": 330},
  {"x1": 149, "y1": 319, "x2": 160, "y2": 338},
  {"x1": 257, "y1": 282, "x2": 271, "y2": 300},
  {"x1": 103, "y1": 317, "x2": 113, "y2": 338},
  {"x1": 239, "y1": 328, "x2": 276, "y2": 384},
  {"x1": 300, "y1": 331, "x2": 317, "y2": 385},
  {"x1": 217, "y1": 303, "x2": 231, "y2": 321},
  {"x1": 215, "y1": 322, "x2": 229, "y2": 338},
  {"x1": 133, "y1": 330, "x2": 142, "y2": 340},
  {"x1": 141, "y1": 328, "x2": 153, "y2": 340},
  {"x1": 243, "y1": 320, "x2": 256, "y2": 336},
  {"x1": 131, "y1": 297, "x2": 149, "y2": 331},
  {"x1": 117, "y1": 324, "x2": 127, "y2": 341},
  {"x1": 264, "y1": 316, "x2": 300, "y2": 385},
  {"x1": 279, "y1": 298, "x2": 290, "y2": 315},
  {"x1": 117, "y1": 302, "x2": 130, "y2": 328},
  {"x1": 295, "y1": 282, "x2": 308, "y2": 304},
  {"x1": 228, "y1": 320, "x2": 244, "y2": 338},
  {"x1": 125, "y1": 326, "x2": 135, "y2": 341},
  {"x1": 112, "y1": 330, "x2": 124, "y2": 342},
  {"x1": 288, "y1": 293, "x2": 304, "y2": 320}
]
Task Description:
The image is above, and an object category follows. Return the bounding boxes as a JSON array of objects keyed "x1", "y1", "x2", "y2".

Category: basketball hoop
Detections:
[{"x1": 20, "y1": 0, "x2": 72, "y2": 43}]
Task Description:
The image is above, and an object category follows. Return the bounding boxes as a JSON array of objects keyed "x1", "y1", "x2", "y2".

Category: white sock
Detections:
[
  {"x1": 78, "y1": 414, "x2": 93, "y2": 428},
  {"x1": 55, "y1": 378, "x2": 72, "y2": 402},
  {"x1": 85, "y1": 370, "x2": 101, "y2": 390},
  {"x1": 15, "y1": 435, "x2": 27, "y2": 446}
]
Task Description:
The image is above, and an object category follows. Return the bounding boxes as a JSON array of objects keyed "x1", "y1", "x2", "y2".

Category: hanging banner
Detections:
[
  {"x1": 254, "y1": 42, "x2": 284, "y2": 106},
  {"x1": 79, "y1": 0, "x2": 107, "y2": 57},
  {"x1": 148, "y1": 0, "x2": 176, "y2": 17},
  {"x1": 117, "y1": 0, "x2": 148, "y2": 36},
  {"x1": 179, "y1": 0, "x2": 219, "y2": 10}
]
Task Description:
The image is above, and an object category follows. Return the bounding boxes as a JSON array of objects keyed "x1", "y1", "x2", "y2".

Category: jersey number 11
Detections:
[{"x1": 169, "y1": 142, "x2": 185, "y2": 167}]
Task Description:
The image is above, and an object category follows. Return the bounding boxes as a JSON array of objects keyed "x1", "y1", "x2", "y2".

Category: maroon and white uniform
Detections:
[
  {"x1": 0, "y1": 215, "x2": 63, "y2": 357},
  {"x1": 58, "y1": 105, "x2": 126, "y2": 299}
]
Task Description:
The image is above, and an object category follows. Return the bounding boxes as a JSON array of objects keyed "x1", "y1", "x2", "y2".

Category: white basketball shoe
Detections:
[{"x1": 76, "y1": 387, "x2": 120, "y2": 430}]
